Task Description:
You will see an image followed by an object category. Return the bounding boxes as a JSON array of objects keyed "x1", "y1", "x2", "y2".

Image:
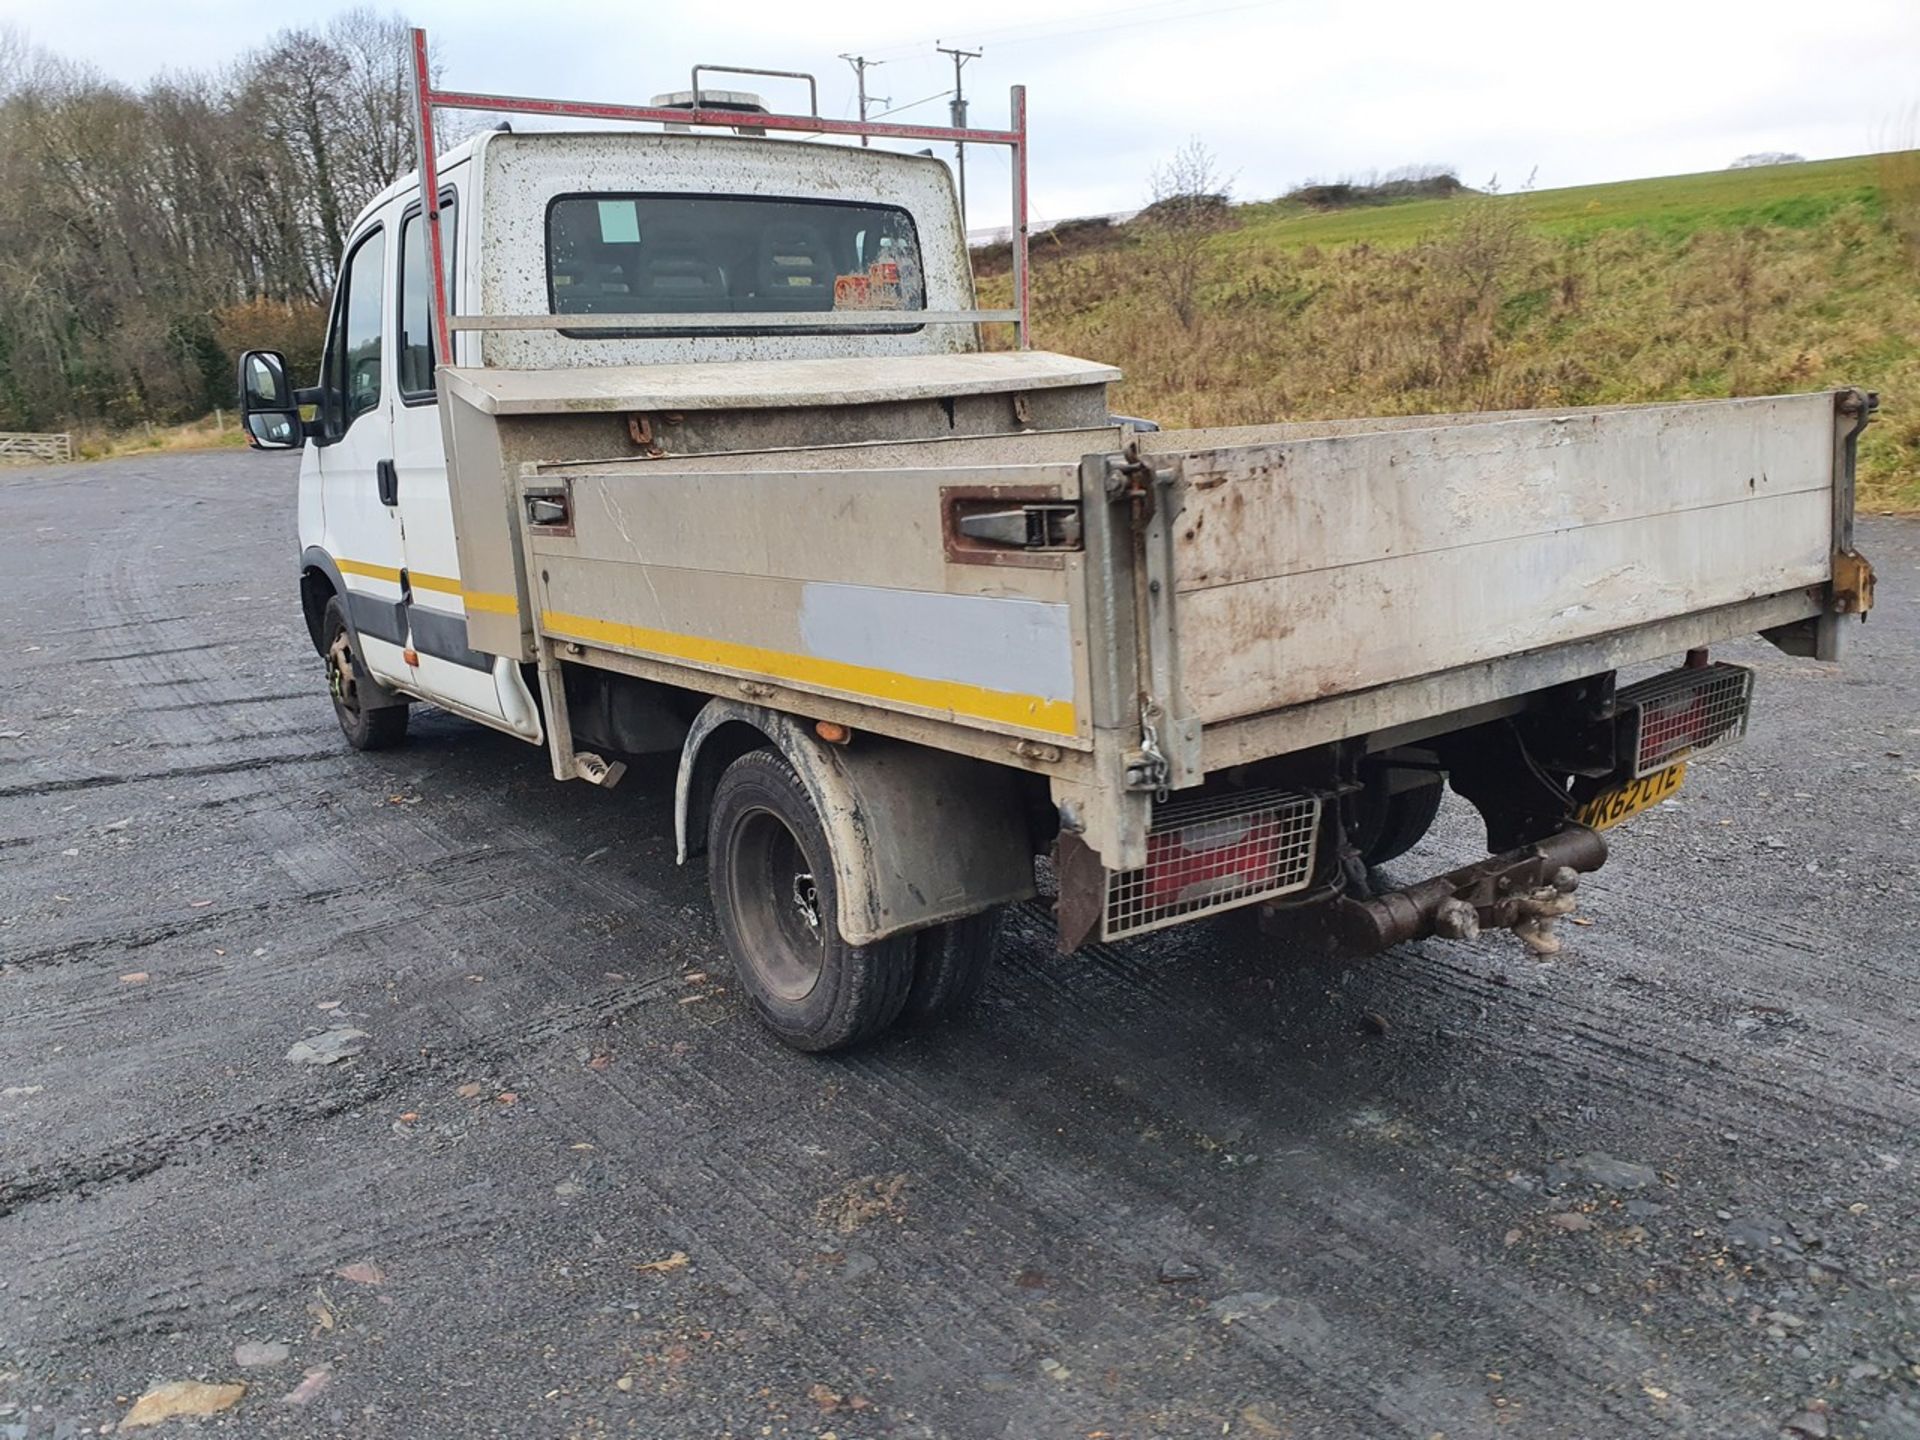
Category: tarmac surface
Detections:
[{"x1": 1, "y1": 450, "x2": 1917, "y2": 1439}]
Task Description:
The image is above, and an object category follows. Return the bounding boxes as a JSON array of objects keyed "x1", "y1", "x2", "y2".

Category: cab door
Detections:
[
  {"x1": 389, "y1": 184, "x2": 516, "y2": 726},
  {"x1": 315, "y1": 220, "x2": 409, "y2": 688}
]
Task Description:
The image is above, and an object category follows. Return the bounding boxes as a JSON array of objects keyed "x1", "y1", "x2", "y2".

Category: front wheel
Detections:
[
  {"x1": 707, "y1": 749, "x2": 913, "y2": 1052},
  {"x1": 322, "y1": 596, "x2": 408, "y2": 752}
]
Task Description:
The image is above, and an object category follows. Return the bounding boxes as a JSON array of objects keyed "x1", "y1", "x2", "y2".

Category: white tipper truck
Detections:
[{"x1": 236, "y1": 41, "x2": 1876, "y2": 1050}]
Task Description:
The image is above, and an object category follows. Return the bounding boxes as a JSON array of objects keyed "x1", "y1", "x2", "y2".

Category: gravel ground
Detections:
[{"x1": 1, "y1": 450, "x2": 1916, "y2": 1440}]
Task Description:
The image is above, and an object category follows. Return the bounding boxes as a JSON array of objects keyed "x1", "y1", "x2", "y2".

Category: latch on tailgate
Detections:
[
  {"x1": 942, "y1": 487, "x2": 1082, "y2": 568},
  {"x1": 955, "y1": 503, "x2": 1081, "y2": 551},
  {"x1": 523, "y1": 482, "x2": 574, "y2": 537}
]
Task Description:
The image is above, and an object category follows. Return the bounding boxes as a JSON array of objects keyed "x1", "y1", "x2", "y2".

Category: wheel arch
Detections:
[
  {"x1": 300, "y1": 546, "x2": 348, "y2": 657},
  {"x1": 674, "y1": 699, "x2": 1036, "y2": 946}
]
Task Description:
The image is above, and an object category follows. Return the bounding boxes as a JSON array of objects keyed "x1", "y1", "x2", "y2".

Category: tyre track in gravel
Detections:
[
  {"x1": 3, "y1": 452, "x2": 1916, "y2": 1440},
  {"x1": 946, "y1": 909, "x2": 1730, "y2": 1436}
]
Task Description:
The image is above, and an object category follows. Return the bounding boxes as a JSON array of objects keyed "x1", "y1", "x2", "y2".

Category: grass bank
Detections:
[{"x1": 985, "y1": 151, "x2": 1920, "y2": 511}]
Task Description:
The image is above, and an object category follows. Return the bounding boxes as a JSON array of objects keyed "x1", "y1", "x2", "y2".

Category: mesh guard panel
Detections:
[
  {"x1": 1104, "y1": 790, "x2": 1321, "y2": 941},
  {"x1": 1619, "y1": 663, "x2": 1753, "y2": 777}
]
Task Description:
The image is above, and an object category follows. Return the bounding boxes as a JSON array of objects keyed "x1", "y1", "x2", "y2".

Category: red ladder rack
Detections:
[{"x1": 404, "y1": 27, "x2": 1031, "y2": 364}]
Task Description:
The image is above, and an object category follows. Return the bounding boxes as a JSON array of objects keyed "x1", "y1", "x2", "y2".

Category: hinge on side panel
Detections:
[
  {"x1": 1111, "y1": 443, "x2": 1202, "y2": 793},
  {"x1": 1125, "y1": 697, "x2": 1172, "y2": 796},
  {"x1": 1104, "y1": 441, "x2": 1166, "y2": 525}
]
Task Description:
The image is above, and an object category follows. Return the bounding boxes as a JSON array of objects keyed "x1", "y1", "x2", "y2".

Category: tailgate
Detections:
[{"x1": 1157, "y1": 392, "x2": 1852, "y2": 726}]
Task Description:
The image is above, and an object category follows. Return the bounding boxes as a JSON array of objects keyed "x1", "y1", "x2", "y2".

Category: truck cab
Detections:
[{"x1": 275, "y1": 125, "x2": 984, "y2": 751}]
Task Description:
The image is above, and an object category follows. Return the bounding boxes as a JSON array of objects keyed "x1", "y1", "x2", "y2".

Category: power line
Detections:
[
  {"x1": 869, "y1": 88, "x2": 953, "y2": 121},
  {"x1": 866, "y1": 0, "x2": 1287, "y2": 59},
  {"x1": 988, "y1": 0, "x2": 1287, "y2": 49}
]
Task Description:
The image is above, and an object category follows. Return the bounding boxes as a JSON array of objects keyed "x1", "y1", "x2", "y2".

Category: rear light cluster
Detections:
[
  {"x1": 1103, "y1": 789, "x2": 1321, "y2": 941},
  {"x1": 1617, "y1": 662, "x2": 1753, "y2": 777}
]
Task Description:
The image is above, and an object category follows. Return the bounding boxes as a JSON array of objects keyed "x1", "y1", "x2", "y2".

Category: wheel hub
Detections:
[
  {"x1": 729, "y1": 807, "x2": 827, "y2": 1004},
  {"x1": 791, "y1": 871, "x2": 821, "y2": 934},
  {"x1": 327, "y1": 631, "x2": 359, "y2": 713}
]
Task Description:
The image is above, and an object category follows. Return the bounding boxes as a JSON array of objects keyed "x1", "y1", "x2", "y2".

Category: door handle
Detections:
[{"x1": 377, "y1": 459, "x2": 398, "y2": 507}]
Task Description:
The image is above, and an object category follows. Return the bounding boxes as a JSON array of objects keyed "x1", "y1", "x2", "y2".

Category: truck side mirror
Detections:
[{"x1": 238, "y1": 350, "x2": 303, "y2": 450}]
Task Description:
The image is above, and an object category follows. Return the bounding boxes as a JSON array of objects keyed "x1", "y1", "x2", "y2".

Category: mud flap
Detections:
[{"x1": 675, "y1": 699, "x2": 1036, "y2": 946}]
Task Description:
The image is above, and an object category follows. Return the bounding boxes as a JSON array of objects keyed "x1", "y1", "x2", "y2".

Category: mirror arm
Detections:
[{"x1": 293, "y1": 386, "x2": 327, "y2": 442}]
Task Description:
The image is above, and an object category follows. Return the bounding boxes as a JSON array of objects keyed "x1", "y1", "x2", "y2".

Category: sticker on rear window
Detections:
[
  {"x1": 833, "y1": 261, "x2": 905, "y2": 310},
  {"x1": 596, "y1": 200, "x2": 641, "y2": 244}
]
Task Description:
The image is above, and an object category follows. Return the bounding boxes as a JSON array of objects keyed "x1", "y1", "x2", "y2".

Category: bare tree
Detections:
[
  {"x1": 1140, "y1": 137, "x2": 1233, "y2": 329},
  {"x1": 0, "y1": 10, "x2": 425, "y2": 429}
]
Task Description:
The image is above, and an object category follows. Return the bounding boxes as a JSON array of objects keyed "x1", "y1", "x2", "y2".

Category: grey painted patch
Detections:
[{"x1": 798, "y1": 583, "x2": 1073, "y2": 701}]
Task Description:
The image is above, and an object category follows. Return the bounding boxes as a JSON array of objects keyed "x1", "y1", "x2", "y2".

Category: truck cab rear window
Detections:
[{"x1": 546, "y1": 193, "x2": 925, "y2": 333}]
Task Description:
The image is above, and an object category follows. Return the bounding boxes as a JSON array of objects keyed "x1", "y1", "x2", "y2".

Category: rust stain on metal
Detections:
[
  {"x1": 626, "y1": 413, "x2": 666, "y2": 457},
  {"x1": 1831, "y1": 548, "x2": 1874, "y2": 615}
]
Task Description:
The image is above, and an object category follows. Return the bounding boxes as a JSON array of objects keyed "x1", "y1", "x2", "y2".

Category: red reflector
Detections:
[
  {"x1": 1639, "y1": 690, "x2": 1712, "y2": 759},
  {"x1": 1145, "y1": 813, "x2": 1284, "y2": 908}
]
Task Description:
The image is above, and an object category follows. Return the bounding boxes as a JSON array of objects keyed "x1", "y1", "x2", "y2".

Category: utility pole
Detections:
[
  {"x1": 839, "y1": 54, "x2": 887, "y2": 145},
  {"x1": 936, "y1": 43, "x2": 982, "y2": 227}
]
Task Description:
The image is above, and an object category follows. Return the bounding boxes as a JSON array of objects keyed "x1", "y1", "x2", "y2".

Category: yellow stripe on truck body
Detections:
[
  {"x1": 523, "y1": 461, "x2": 1092, "y2": 747},
  {"x1": 543, "y1": 604, "x2": 1078, "y2": 738}
]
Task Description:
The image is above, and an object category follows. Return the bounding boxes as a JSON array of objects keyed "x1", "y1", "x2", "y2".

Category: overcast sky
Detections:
[{"x1": 10, "y1": 0, "x2": 1919, "y2": 230}]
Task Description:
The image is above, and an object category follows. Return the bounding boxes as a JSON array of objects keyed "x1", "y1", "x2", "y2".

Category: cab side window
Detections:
[
  {"x1": 322, "y1": 227, "x2": 386, "y2": 439},
  {"x1": 398, "y1": 198, "x2": 456, "y2": 399}
]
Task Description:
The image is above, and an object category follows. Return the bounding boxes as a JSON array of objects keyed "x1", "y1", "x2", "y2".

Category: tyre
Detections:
[
  {"x1": 1356, "y1": 777, "x2": 1444, "y2": 866},
  {"x1": 899, "y1": 909, "x2": 1002, "y2": 1026},
  {"x1": 321, "y1": 596, "x2": 409, "y2": 752},
  {"x1": 707, "y1": 748, "x2": 913, "y2": 1052}
]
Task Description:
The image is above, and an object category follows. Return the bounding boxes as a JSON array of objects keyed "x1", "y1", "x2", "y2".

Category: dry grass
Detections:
[
  {"x1": 70, "y1": 414, "x2": 249, "y2": 462},
  {"x1": 984, "y1": 153, "x2": 1920, "y2": 511}
]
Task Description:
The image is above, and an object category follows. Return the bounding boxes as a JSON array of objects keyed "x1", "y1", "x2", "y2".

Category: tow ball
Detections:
[{"x1": 1264, "y1": 826, "x2": 1609, "y2": 957}]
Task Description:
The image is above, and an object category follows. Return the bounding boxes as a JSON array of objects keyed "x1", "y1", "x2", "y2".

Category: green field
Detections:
[
  {"x1": 1227, "y1": 154, "x2": 1887, "y2": 249},
  {"x1": 991, "y1": 151, "x2": 1920, "y2": 510}
]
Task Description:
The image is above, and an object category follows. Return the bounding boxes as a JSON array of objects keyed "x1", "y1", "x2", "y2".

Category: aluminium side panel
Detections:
[
  {"x1": 523, "y1": 462, "x2": 1096, "y2": 749},
  {"x1": 1163, "y1": 392, "x2": 1839, "y2": 727}
]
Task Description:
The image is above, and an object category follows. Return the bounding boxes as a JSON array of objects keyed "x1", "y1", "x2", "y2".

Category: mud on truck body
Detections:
[{"x1": 236, "y1": 34, "x2": 1876, "y2": 1051}]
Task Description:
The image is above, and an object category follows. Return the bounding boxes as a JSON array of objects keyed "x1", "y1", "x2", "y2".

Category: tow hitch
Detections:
[{"x1": 1263, "y1": 826, "x2": 1608, "y2": 958}]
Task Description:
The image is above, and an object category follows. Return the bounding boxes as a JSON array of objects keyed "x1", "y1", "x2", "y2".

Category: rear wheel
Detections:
[
  {"x1": 900, "y1": 909, "x2": 1002, "y2": 1026},
  {"x1": 707, "y1": 749, "x2": 913, "y2": 1052},
  {"x1": 1354, "y1": 777, "x2": 1444, "y2": 866},
  {"x1": 322, "y1": 596, "x2": 408, "y2": 752}
]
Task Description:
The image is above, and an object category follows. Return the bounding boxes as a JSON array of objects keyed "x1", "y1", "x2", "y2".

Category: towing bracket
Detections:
[{"x1": 1263, "y1": 825, "x2": 1609, "y2": 957}]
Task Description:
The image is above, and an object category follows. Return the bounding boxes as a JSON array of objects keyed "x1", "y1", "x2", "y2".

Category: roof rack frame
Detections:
[{"x1": 405, "y1": 27, "x2": 1030, "y2": 364}]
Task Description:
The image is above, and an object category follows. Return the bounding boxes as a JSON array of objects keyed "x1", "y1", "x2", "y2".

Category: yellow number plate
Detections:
[{"x1": 1574, "y1": 764, "x2": 1685, "y2": 831}]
